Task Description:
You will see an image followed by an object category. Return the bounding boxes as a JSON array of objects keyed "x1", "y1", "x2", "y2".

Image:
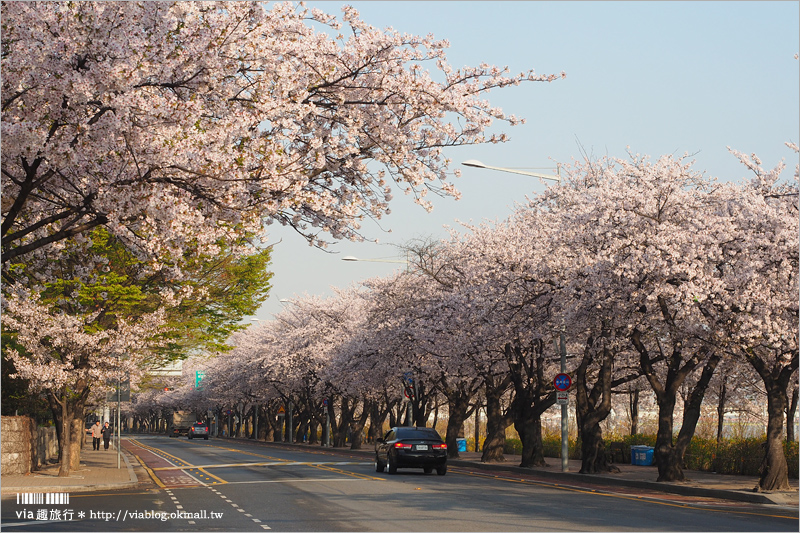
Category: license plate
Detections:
[{"x1": 416, "y1": 445, "x2": 428, "y2": 450}]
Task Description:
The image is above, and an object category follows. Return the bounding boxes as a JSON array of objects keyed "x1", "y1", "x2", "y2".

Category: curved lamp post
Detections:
[
  {"x1": 462, "y1": 157, "x2": 568, "y2": 472},
  {"x1": 461, "y1": 159, "x2": 560, "y2": 182},
  {"x1": 342, "y1": 255, "x2": 409, "y2": 264}
]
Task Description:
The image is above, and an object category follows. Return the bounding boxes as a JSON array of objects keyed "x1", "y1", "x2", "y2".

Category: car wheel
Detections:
[
  {"x1": 387, "y1": 453, "x2": 398, "y2": 474},
  {"x1": 204, "y1": 436, "x2": 208, "y2": 440},
  {"x1": 423, "y1": 467, "x2": 432, "y2": 474},
  {"x1": 188, "y1": 435, "x2": 193, "y2": 439},
  {"x1": 436, "y1": 465, "x2": 447, "y2": 476},
  {"x1": 375, "y1": 458, "x2": 385, "y2": 473}
]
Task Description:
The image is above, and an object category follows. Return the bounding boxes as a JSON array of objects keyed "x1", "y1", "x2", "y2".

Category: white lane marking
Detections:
[
  {"x1": 221, "y1": 478, "x2": 365, "y2": 485},
  {"x1": 206, "y1": 486, "x2": 271, "y2": 530}
]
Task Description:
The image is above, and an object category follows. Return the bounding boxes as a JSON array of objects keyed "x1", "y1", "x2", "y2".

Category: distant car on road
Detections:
[
  {"x1": 188, "y1": 422, "x2": 209, "y2": 440},
  {"x1": 171, "y1": 410, "x2": 197, "y2": 437},
  {"x1": 375, "y1": 426, "x2": 447, "y2": 475}
]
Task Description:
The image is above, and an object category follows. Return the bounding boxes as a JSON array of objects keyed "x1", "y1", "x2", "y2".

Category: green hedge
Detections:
[
  {"x1": 683, "y1": 437, "x2": 799, "y2": 477},
  {"x1": 502, "y1": 434, "x2": 798, "y2": 478}
]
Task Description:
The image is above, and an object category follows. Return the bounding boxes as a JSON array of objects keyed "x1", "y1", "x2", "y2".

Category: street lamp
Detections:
[
  {"x1": 462, "y1": 157, "x2": 568, "y2": 472},
  {"x1": 342, "y1": 256, "x2": 409, "y2": 264},
  {"x1": 461, "y1": 160, "x2": 560, "y2": 182}
]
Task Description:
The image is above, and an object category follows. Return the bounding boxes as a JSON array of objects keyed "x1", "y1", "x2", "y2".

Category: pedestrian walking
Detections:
[
  {"x1": 89, "y1": 421, "x2": 102, "y2": 450},
  {"x1": 101, "y1": 421, "x2": 112, "y2": 450}
]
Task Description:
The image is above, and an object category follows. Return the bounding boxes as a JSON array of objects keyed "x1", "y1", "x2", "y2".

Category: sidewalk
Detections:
[
  {"x1": 0, "y1": 437, "x2": 138, "y2": 495},
  {"x1": 446, "y1": 451, "x2": 799, "y2": 507},
  {"x1": 2, "y1": 435, "x2": 797, "y2": 509}
]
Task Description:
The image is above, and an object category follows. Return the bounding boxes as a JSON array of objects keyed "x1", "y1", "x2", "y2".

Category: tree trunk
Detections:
[
  {"x1": 653, "y1": 394, "x2": 684, "y2": 482},
  {"x1": 505, "y1": 341, "x2": 555, "y2": 468},
  {"x1": 631, "y1": 326, "x2": 708, "y2": 482},
  {"x1": 579, "y1": 423, "x2": 616, "y2": 474},
  {"x1": 367, "y1": 399, "x2": 391, "y2": 443},
  {"x1": 348, "y1": 403, "x2": 369, "y2": 450},
  {"x1": 786, "y1": 385, "x2": 798, "y2": 443},
  {"x1": 674, "y1": 353, "x2": 721, "y2": 468},
  {"x1": 516, "y1": 411, "x2": 547, "y2": 468},
  {"x1": 481, "y1": 375, "x2": 512, "y2": 463},
  {"x1": 629, "y1": 388, "x2": 639, "y2": 435},
  {"x1": 716, "y1": 375, "x2": 727, "y2": 443},
  {"x1": 49, "y1": 385, "x2": 89, "y2": 477},
  {"x1": 405, "y1": 378, "x2": 432, "y2": 428},
  {"x1": 57, "y1": 396, "x2": 72, "y2": 477},
  {"x1": 444, "y1": 394, "x2": 472, "y2": 459},
  {"x1": 68, "y1": 419, "x2": 83, "y2": 471},
  {"x1": 742, "y1": 347, "x2": 797, "y2": 491},
  {"x1": 329, "y1": 399, "x2": 348, "y2": 448},
  {"x1": 757, "y1": 380, "x2": 791, "y2": 491},
  {"x1": 576, "y1": 338, "x2": 619, "y2": 474},
  {"x1": 308, "y1": 419, "x2": 318, "y2": 444}
]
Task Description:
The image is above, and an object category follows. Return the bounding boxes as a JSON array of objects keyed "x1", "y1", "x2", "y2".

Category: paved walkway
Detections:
[
  {"x1": 2, "y1": 435, "x2": 797, "y2": 509},
  {"x1": 1, "y1": 436, "x2": 137, "y2": 494}
]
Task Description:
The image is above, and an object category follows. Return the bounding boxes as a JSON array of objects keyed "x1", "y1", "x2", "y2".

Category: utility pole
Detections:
[{"x1": 560, "y1": 330, "x2": 568, "y2": 472}]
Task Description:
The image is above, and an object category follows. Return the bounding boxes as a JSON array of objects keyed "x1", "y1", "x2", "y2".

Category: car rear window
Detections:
[{"x1": 396, "y1": 428, "x2": 442, "y2": 440}]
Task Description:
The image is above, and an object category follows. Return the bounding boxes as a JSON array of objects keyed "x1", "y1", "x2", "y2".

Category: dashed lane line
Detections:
[{"x1": 211, "y1": 486, "x2": 270, "y2": 530}]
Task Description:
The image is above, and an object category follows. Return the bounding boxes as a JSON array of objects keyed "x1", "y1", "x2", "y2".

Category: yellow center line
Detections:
[
  {"x1": 131, "y1": 452, "x2": 165, "y2": 489},
  {"x1": 312, "y1": 463, "x2": 385, "y2": 482},
  {"x1": 197, "y1": 467, "x2": 227, "y2": 485},
  {"x1": 129, "y1": 438, "x2": 226, "y2": 484}
]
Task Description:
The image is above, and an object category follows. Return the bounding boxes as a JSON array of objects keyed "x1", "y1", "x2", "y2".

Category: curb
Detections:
[
  {"x1": 0, "y1": 446, "x2": 140, "y2": 496},
  {"x1": 445, "y1": 458, "x2": 778, "y2": 505}
]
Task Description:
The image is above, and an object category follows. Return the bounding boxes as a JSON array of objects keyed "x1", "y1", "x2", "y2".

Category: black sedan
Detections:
[{"x1": 375, "y1": 426, "x2": 447, "y2": 475}]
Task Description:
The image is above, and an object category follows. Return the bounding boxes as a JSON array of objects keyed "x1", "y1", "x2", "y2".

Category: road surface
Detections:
[{"x1": 1, "y1": 435, "x2": 796, "y2": 531}]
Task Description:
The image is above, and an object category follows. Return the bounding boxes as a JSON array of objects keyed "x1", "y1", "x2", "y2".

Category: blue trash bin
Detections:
[
  {"x1": 630, "y1": 445, "x2": 641, "y2": 465},
  {"x1": 631, "y1": 445, "x2": 654, "y2": 466},
  {"x1": 456, "y1": 438, "x2": 467, "y2": 452}
]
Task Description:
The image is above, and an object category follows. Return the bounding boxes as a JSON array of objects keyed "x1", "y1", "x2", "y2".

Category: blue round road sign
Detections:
[{"x1": 553, "y1": 373, "x2": 572, "y2": 391}]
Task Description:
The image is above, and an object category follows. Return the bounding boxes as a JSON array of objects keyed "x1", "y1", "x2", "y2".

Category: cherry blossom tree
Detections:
[
  {"x1": 541, "y1": 153, "x2": 727, "y2": 479},
  {"x1": 2, "y1": 288, "x2": 165, "y2": 476},
  {"x1": 359, "y1": 273, "x2": 444, "y2": 429},
  {"x1": 444, "y1": 211, "x2": 570, "y2": 468},
  {"x1": 704, "y1": 145, "x2": 798, "y2": 491},
  {"x1": 2, "y1": 0, "x2": 561, "y2": 279},
  {"x1": 133, "y1": 144, "x2": 793, "y2": 489},
  {"x1": 2, "y1": 0, "x2": 561, "y2": 453}
]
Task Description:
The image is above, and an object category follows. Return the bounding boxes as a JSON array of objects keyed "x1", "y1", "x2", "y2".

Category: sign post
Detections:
[
  {"x1": 277, "y1": 406, "x2": 285, "y2": 442},
  {"x1": 323, "y1": 399, "x2": 330, "y2": 447},
  {"x1": 106, "y1": 379, "x2": 130, "y2": 470},
  {"x1": 288, "y1": 401, "x2": 293, "y2": 444},
  {"x1": 554, "y1": 332, "x2": 570, "y2": 472}
]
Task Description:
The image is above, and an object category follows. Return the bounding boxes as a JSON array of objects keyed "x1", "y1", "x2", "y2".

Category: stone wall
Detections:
[
  {"x1": 1, "y1": 416, "x2": 33, "y2": 475},
  {"x1": 1, "y1": 416, "x2": 62, "y2": 474},
  {"x1": 33, "y1": 426, "x2": 59, "y2": 469}
]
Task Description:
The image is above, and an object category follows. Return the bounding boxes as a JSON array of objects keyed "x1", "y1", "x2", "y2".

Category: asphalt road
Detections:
[{"x1": 1, "y1": 435, "x2": 797, "y2": 532}]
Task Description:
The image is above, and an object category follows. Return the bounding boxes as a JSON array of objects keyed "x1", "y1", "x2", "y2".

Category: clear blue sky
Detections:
[{"x1": 252, "y1": 1, "x2": 799, "y2": 321}]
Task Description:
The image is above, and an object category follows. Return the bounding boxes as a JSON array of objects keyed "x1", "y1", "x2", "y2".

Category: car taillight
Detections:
[
  {"x1": 432, "y1": 443, "x2": 447, "y2": 450},
  {"x1": 393, "y1": 443, "x2": 412, "y2": 449}
]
